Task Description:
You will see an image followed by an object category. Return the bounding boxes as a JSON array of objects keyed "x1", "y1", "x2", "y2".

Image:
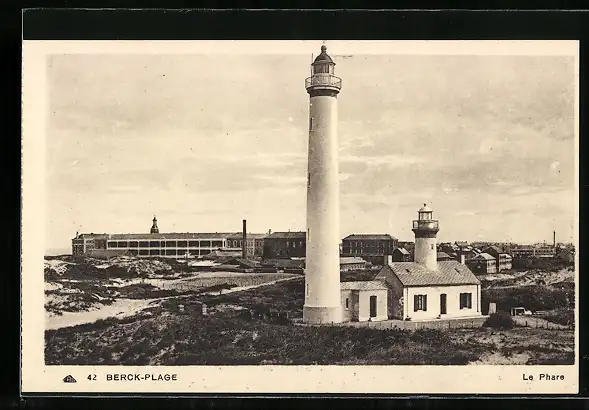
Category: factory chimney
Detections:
[
  {"x1": 242, "y1": 219, "x2": 247, "y2": 259},
  {"x1": 553, "y1": 230, "x2": 556, "y2": 249}
]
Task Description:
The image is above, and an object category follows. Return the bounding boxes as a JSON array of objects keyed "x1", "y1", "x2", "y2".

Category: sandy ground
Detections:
[
  {"x1": 45, "y1": 298, "x2": 159, "y2": 330},
  {"x1": 45, "y1": 275, "x2": 300, "y2": 330},
  {"x1": 470, "y1": 351, "x2": 531, "y2": 365}
]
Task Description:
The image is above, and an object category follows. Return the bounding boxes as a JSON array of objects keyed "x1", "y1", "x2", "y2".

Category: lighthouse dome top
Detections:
[
  {"x1": 419, "y1": 203, "x2": 433, "y2": 213},
  {"x1": 313, "y1": 45, "x2": 335, "y2": 64}
]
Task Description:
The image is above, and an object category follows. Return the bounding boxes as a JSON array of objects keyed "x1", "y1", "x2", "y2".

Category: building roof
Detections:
[
  {"x1": 379, "y1": 261, "x2": 480, "y2": 286},
  {"x1": 108, "y1": 232, "x2": 233, "y2": 240},
  {"x1": 226, "y1": 233, "x2": 268, "y2": 240},
  {"x1": 471, "y1": 252, "x2": 495, "y2": 261},
  {"x1": 265, "y1": 231, "x2": 306, "y2": 239},
  {"x1": 224, "y1": 258, "x2": 260, "y2": 268},
  {"x1": 313, "y1": 45, "x2": 334, "y2": 64},
  {"x1": 262, "y1": 259, "x2": 305, "y2": 269},
  {"x1": 484, "y1": 245, "x2": 503, "y2": 254},
  {"x1": 339, "y1": 257, "x2": 367, "y2": 265},
  {"x1": 418, "y1": 203, "x2": 433, "y2": 213},
  {"x1": 394, "y1": 247, "x2": 410, "y2": 255},
  {"x1": 455, "y1": 241, "x2": 468, "y2": 247},
  {"x1": 73, "y1": 233, "x2": 109, "y2": 240},
  {"x1": 201, "y1": 250, "x2": 243, "y2": 260},
  {"x1": 499, "y1": 253, "x2": 513, "y2": 260},
  {"x1": 343, "y1": 234, "x2": 397, "y2": 241},
  {"x1": 340, "y1": 280, "x2": 389, "y2": 291},
  {"x1": 437, "y1": 252, "x2": 453, "y2": 260}
]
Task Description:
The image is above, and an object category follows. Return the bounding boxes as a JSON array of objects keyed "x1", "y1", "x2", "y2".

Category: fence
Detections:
[
  {"x1": 332, "y1": 316, "x2": 489, "y2": 331},
  {"x1": 515, "y1": 317, "x2": 574, "y2": 330}
]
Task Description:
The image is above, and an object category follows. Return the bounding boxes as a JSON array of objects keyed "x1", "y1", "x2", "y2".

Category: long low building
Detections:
[{"x1": 72, "y1": 217, "x2": 266, "y2": 259}]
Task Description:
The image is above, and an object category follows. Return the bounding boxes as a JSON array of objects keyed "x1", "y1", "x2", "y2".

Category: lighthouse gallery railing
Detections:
[{"x1": 305, "y1": 74, "x2": 342, "y2": 90}]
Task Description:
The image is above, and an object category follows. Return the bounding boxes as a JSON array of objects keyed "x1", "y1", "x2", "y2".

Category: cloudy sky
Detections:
[{"x1": 45, "y1": 42, "x2": 576, "y2": 252}]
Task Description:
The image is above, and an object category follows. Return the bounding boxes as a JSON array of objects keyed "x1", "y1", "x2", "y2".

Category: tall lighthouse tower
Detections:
[
  {"x1": 412, "y1": 204, "x2": 439, "y2": 271},
  {"x1": 303, "y1": 45, "x2": 343, "y2": 324}
]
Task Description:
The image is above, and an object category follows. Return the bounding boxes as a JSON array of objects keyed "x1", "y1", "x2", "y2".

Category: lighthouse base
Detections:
[{"x1": 303, "y1": 305, "x2": 342, "y2": 325}]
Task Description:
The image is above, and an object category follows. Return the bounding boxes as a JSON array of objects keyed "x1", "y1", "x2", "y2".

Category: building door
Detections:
[
  {"x1": 440, "y1": 294, "x2": 447, "y2": 315},
  {"x1": 369, "y1": 295, "x2": 377, "y2": 318}
]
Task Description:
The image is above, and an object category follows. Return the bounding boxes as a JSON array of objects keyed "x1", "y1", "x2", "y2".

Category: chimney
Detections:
[
  {"x1": 242, "y1": 219, "x2": 247, "y2": 259},
  {"x1": 268, "y1": 229, "x2": 272, "y2": 235},
  {"x1": 460, "y1": 253, "x2": 466, "y2": 265},
  {"x1": 384, "y1": 254, "x2": 392, "y2": 266},
  {"x1": 553, "y1": 230, "x2": 556, "y2": 249}
]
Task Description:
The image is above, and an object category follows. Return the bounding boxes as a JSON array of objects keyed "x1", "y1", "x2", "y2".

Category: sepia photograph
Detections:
[{"x1": 22, "y1": 39, "x2": 578, "y2": 394}]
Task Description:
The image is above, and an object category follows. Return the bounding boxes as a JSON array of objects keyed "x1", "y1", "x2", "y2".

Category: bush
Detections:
[
  {"x1": 481, "y1": 285, "x2": 573, "y2": 314},
  {"x1": 538, "y1": 309, "x2": 575, "y2": 327},
  {"x1": 410, "y1": 328, "x2": 448, "y2": 346},
  {"x1": 483, "y1": 312, "x2": 514, "y2": 330}
]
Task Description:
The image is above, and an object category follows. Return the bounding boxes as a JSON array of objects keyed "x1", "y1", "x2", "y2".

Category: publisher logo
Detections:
[{"x1": 63, "y1": 375, "x2": 77, "y2": 383}]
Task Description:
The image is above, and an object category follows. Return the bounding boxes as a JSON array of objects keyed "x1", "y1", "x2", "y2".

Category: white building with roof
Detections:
[
  {"x1": 340, "y1": 281, "x2": 389, "y2": 322},
  {"x1": 371, "y1": 205, "x2": 482, "y2": 321}
]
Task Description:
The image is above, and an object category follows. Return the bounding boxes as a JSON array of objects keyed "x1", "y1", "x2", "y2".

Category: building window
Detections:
[
  {"x1": 139, "y1": 241, "x2": 149, "y2": 248},
  {"x1": 431, "y1": 244, "x2": 434, "y2": 250},
  {"x1": 129, "y1": 241, "x2": 138, "y2": 248},
  {"x1": 212, "y1": 240, "x2": 223, "y2": 247},
  {"x1": 460, "y1": 293, "x2": 472, "y2": 309},
  {"x1": 345, "y1": 298, "x2": 349, "y2": 310},
  {"x1": 189, "y1": 241, "x2": 198, "y2": 247},
  {"x1": 286, "y1": 241, "x2": 290, "y2": 248},
  {"x1": 309, "y1": 117, "x2": 313, "y2": 131},
  {"x1": 306, "y1": 284, "x2": 309, "y2": 296},
  {"x1": 177, "y1": 240, "x2": 187, "y2": 247},
  {"x1": 414, "y1": 294, "x2": 427, "y2": 312}
]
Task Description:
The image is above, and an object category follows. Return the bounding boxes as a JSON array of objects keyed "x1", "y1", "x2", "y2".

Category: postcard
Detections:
[{"x1": 21, "y1": 40, "x2": 579, "y2": 394}]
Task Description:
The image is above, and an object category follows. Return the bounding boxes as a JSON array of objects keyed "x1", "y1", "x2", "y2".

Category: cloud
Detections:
[{"x1": 45, "y1": 52, "x2": 576, "y2": 249}]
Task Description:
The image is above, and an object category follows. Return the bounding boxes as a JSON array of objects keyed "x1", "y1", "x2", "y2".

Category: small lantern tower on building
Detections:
[
  {"x1": 412, "y1": 204, "x2": 439, "y2": 271},
  {"x1": 150, "y1": 215, "x2": 159, "y2": 234}
]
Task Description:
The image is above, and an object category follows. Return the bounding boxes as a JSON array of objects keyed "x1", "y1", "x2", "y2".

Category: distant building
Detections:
[
  {"x1": 512, "y1": 244, "x2": 556, "y2": 259},
  {"x1": 339, "y1": 256, "x2": 369, "y2": 272},
  {"x1": 218, "y1": 258, "x2": 261, "y2": 271},
  {"x1": 261, "y1": 258, "x2": 305, "y2": 273},
  {"x1": 392, "y1": 247, "x2": 411, "y2": 262},
  {"x1": 341, "y1": 234, "x2": 398, "y2": 265},
  {"x1": 71, "y1": 233, "x2": 109, "y2": 255},
  {"x1": 202, "y1": 249, "x2": 243, "y2": 262},
  {"x1": 227, "y1": 233, "x2": 267, "y2": 258},
  {"x1": 263, "y1": 231, "x2": 306, "y2": 259},
  {"x1": 467, "y1": 252, "x2": 497, "y2": 274},
  {"x1": 436, "y1": 251, "x2": 453, "y2": 261},
  {"x1": 439, "y1": 242, "x2": 458, "y2": 254},
  {"x1": 482, "y1": 246, "x2": 513, "y2": 272},
  {"x1": 72, "y1": 217, "x2": 253, "y2": 259}
]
